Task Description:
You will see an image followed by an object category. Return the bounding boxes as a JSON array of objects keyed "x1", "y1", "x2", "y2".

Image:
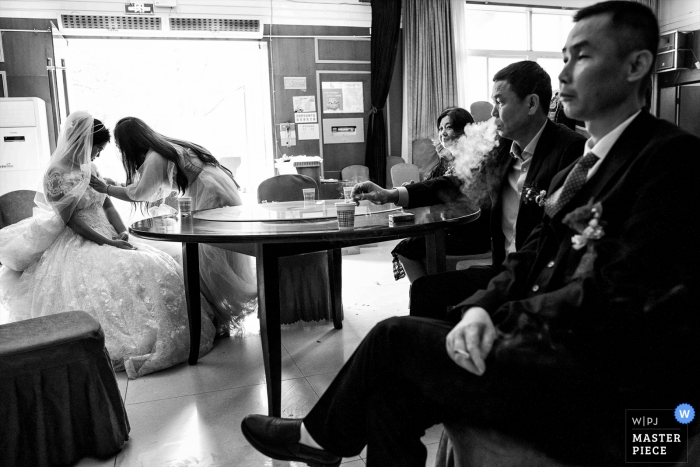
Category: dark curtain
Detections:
[{"x1": 364, "y1": 0, "x2": 402, "y2": 186}]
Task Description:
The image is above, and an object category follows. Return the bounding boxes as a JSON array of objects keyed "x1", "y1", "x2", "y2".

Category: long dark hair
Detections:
[
  {"x1": 436, "y1": 107, "x2": 474, "y2": 136},
  {"x1": 114, "y1": 116, "x2": 231, "y2": 194},
  {"x1": 92, "y1": 118, "x2": 111, "y2": 147}
]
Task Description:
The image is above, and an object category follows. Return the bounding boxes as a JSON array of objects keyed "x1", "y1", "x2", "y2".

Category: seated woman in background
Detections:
[
  {"x1": 0, "y1": 111, "x2": 217, "y2": 378},
  {"x1": 89, "y1": 117, "x2": 257, "y2": 333},
  {"x1": 391, "y1": 107, "x2": 491, "y2": 283}
]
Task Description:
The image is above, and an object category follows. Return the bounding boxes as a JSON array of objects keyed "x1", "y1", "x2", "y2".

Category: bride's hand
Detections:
[
  {"x1": 90, "y1": 175, "x2": 109, "y2": 194},
  {"x1": 110, "y1": 239, "x2": 137, "y2": 250},
  {"x1": 113, "y1": 232, "x2": 129, "y2": 242}
]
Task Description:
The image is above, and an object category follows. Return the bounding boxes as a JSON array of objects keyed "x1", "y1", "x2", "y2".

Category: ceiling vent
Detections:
[
  {"x1": 170, "y1": 18, "x2": 261, "y2": 34},
  {"x1": 57, "y1": 14, "x2": 262, "y2": 39},
  {"x1": 61, "y1": 14, "x2": 162, "y2": 31}
]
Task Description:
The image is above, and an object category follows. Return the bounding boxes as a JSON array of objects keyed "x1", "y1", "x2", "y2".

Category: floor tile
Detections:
[
  {"x1": 115, "y1": 371, "x2": 128, "y2": 402},
  {"x1": 305, "y1": 371, "x2": 337, "y2": 397},
  {"x1": 117, "y1": 378, "x2": 318, "y2": 466},
  {"x1": 125, "y1": 336, "x2": 303, "y2": 405}
]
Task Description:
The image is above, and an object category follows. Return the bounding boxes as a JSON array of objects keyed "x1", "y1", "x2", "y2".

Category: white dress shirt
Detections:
[{"x1": 502, "y1": 121, "x2": 547, "y2": 254}]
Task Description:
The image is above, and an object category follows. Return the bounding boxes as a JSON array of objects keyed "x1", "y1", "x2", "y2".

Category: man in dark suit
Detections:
[
  {"x1": 354, "y1": 61, "x2": 585, "y2": 317},
  {"x1": 242, "y1": 3, "x2": 699, "y2": 466}
]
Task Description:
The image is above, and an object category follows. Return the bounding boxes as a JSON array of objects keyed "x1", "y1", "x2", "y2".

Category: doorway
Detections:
[{"x1": 55, "y1": 36, "x2": 273, "y2": 221}]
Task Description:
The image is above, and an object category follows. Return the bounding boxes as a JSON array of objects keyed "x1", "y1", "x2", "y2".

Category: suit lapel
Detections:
[{"x1": 524, "y1": 120, "x2": 555, "y2": 187}]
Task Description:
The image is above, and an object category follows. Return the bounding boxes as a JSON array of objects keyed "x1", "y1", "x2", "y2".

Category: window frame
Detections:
[{"x1": 462, "y1": 5, "x2": 576, "y2": 103}]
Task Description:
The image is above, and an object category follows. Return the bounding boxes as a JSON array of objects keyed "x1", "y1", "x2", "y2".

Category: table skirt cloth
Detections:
[{"x1": 0, "y1": 310, "x2": 130, "y2": 466}]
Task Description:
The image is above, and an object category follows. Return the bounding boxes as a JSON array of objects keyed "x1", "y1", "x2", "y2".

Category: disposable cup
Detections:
[
  {"x1": 343, "y1": 186, "x2": 354, "y2": 202},
  {"x1": 177, "y1": 197, "x2": 192, "y2": 216},
  {"x1": 303, "y1": 188, "x2": 316, "y2": 207},
  {"x1": 335, "y1": 202, "x2": 356, "y2": 229}
]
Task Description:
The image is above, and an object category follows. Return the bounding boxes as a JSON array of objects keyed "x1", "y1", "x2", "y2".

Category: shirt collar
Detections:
[
  {"x1": 511, "y1": 120, "x2": 547, "y2": 162},
  {"x1": 584, "y1": 110, "x2": 641, "y2": 160}
]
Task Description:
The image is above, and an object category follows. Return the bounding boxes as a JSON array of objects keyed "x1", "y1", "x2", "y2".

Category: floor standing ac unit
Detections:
[{"x1": 0, "y1": 97, "x2": 51, "y2": 196}]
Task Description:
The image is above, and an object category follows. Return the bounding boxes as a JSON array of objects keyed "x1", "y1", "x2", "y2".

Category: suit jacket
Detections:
[
  {"x1": 405, "y1": 120, "x2": 584, "y2": 267},
  {"x1": 461, "y1": 111, "x2": 700, "y2": 401}
]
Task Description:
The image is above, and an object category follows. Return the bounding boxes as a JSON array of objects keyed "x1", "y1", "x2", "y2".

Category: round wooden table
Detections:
[{"x1": 130, "y1": 200, "x2": 479, "y2": 416}]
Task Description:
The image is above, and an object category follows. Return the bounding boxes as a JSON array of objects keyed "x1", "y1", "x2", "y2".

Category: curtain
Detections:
[
  {"x1": 451, "y1": 0, "x2": 469, "y2": 109},
  {"x1": 364, "y1": 0, "x2": 402, "y2": 186},
  {"x1": 403, "y1": 0, "x2": 458, "y2": 169}
]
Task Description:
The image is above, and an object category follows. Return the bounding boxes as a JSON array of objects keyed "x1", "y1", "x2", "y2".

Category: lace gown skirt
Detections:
[
  {"x1": 187, "y1": 165, "x2": 257, "y2": 327},
  {"x1": 0, "y1": 189, "x2": 216, "y2": 379}
]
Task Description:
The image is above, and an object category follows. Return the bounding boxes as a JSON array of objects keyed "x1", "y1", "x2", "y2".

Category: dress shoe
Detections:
[{"x1": 241, "y1": 414, "x2": 341, "y2": 467}]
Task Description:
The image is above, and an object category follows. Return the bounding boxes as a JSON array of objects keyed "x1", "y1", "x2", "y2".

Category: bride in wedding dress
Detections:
[{"x1": 0, "y1": 111, "x2": 216, "y2": 378}]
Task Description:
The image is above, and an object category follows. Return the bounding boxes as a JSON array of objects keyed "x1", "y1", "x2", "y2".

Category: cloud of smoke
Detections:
[{"x1": 444, "y1": 117, "x2": 501, "y2": 209}]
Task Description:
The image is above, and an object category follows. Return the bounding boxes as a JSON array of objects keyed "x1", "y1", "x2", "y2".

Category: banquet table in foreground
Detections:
[{"x1": 130, "y1": 200, "x2": 480, "y2": 416}]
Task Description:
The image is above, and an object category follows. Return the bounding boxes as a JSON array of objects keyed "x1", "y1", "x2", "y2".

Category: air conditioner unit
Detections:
[
  {"x1": 0, "y1": 98, "x2": 51, "y2": 196},
  {"x1": 656, "y1": 49, "x2": 693, "y2": 72},
  {"x1": 57, "y1": 14, "x2": 263, "y2": 39}
]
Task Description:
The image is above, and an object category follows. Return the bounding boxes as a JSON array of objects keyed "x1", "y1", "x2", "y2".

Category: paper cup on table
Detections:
[
  {"x1": 335, "y1": 202, "x2": 356, "y2": 229},
  {"x1": 343, "y1": 186, "x2": 354, "y2": 202},
  {"x1": 177, "y1": 197, "x2": 192, "y2": 216},
  {"x1": 302, "y1": 188, "x2": 316, "y2": 207}
]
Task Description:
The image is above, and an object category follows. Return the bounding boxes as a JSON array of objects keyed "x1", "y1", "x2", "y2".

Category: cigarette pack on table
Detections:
[{"x1": 389, "y1": 212, "x2": 415, "y2": 226}]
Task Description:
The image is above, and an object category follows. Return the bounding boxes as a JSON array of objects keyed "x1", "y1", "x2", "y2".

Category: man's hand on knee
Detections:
[
  {"x1": 352, "y1": 181, "x2": 398, "y2": 205},
  {"x1": 445, "y1": 307, "x2": 496, "y2": 375}
]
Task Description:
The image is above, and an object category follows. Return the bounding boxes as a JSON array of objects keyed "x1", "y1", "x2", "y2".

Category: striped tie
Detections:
[{"x1": 544, "y1": 152, "x2": 599, "y2": 218}]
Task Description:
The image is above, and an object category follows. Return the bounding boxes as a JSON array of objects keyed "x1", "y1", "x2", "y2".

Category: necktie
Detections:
[{"x1": 544, "y1": 152, "x2": 599, "y2": 218}]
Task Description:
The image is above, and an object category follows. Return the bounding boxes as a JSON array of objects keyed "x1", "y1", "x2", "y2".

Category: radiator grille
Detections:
[
  {"x1": 61, "y1": 15, "x2": 162, "y2": 30},
  {"x1": 170, "y1": 18, "x2": 260, "y2": 32}
]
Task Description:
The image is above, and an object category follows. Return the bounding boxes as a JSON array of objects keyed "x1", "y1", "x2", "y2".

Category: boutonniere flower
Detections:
[
  {"x1": 523, "y1": 185, "x2": 547, "y2": 207},
  {"x1": 562, "y1": 199, "x2": 606, "y2": 279},
  {"x1": 562, "y1": 199, "x2": 606, "y2": 250}
]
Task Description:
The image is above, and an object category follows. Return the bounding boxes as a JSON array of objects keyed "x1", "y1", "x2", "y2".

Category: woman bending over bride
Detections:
[
  {"x1": 89, "y1": 117, "x2": 257, "y2": 333},
  {"x1": 0, "y1": 111, "x2": 217, "y2": 378}
]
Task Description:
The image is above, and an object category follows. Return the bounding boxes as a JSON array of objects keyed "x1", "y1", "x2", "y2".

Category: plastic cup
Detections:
[
  {"x1": 303, "y1": 188, "x2": 316, "y2": 207},
  {"x1": 335, "y1": 202, "x2": 356, "y2": 229},
  {"x1": 343, "y1": 186, "x2": 354, "y2": 202},
  {"x1": 177, "y1": 197, "x2": 192, "y2": 216}
]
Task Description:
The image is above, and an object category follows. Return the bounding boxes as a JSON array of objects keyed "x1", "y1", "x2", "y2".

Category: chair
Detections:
[
  {"x1": 257, "y1": 175, "x2": 343, "y2": 327},
  {"x1": 341, "y1": 165, "x2": 370, "y2": 183},
  {"x1": 0, "y1": 190, "x2": 36, "y2": 230},
  {"x1": 258, "y1": 174, "x2": 318, "y2": 202},
  {"x1": 0, "y1": 311, "x2": 130, "y2": 466},
  {"x1": 469, "y1": 101, "x2": 494, "y2": 123},
  {"x1": 391, "y1": 163, "x2": 421, "y2": 187},
  {"x1": 386, "y1": 156, "x2": 405, "y2": 187}
]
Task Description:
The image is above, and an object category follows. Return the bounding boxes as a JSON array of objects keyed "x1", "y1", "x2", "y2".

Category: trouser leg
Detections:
[
  {"x1": 303, "y1": 317, "x2": 495, "y2": 465},
  {"x1": 409, "y1": 266, "x2": 496, "y2": 320}
]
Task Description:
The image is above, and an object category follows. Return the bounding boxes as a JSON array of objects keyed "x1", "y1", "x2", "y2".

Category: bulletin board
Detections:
[{"x1": 316, "y1": 70, "x2": 371, "y2": 178}]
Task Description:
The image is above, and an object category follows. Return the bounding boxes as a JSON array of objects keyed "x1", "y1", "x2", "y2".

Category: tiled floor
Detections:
[{"x1": 73, "y1": 240, "x2": 446, "y2": 467}]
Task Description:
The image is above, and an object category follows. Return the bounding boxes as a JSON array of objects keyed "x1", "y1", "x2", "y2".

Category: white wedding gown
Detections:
[{"x1": 0, "y1": 177, "x2": 216, "y2": 379}]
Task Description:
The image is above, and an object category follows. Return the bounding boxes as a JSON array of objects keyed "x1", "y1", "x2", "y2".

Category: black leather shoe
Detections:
[{"x1": 241, "y1": 414, "x2": 341, "y2": 467}]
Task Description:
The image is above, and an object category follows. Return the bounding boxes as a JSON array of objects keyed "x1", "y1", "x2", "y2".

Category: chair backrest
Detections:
[
  {"x1": 386, "y1": 156, "x2": 405, "y2": 187},
  {"x1": 391, "y1": 163, "x2": 421, "y2": 188},
  {"x1": 257, "y1": 174, "x2": 318, "y2": 203},
  {"x1": 341, "y1": 165, "x2": 370, "y2": 183},
  {"x1": 469, "y1": 101, "x2": 494, "y2": 123},
  {"x1": 0, "y1": 190, "x2": 37, "y2": 230}
]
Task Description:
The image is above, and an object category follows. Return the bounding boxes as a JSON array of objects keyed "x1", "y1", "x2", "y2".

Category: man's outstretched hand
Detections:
[
  {"x1": 446, "y1": 307, "x2": 496, "y2": 375},
  {"x1": 352, "y1": 181, "x2": 399, "y2": 205}
]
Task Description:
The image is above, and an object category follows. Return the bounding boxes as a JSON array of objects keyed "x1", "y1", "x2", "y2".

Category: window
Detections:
[{"x1": 462, "y1": 5, "x2": 577, "y2": 106}]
